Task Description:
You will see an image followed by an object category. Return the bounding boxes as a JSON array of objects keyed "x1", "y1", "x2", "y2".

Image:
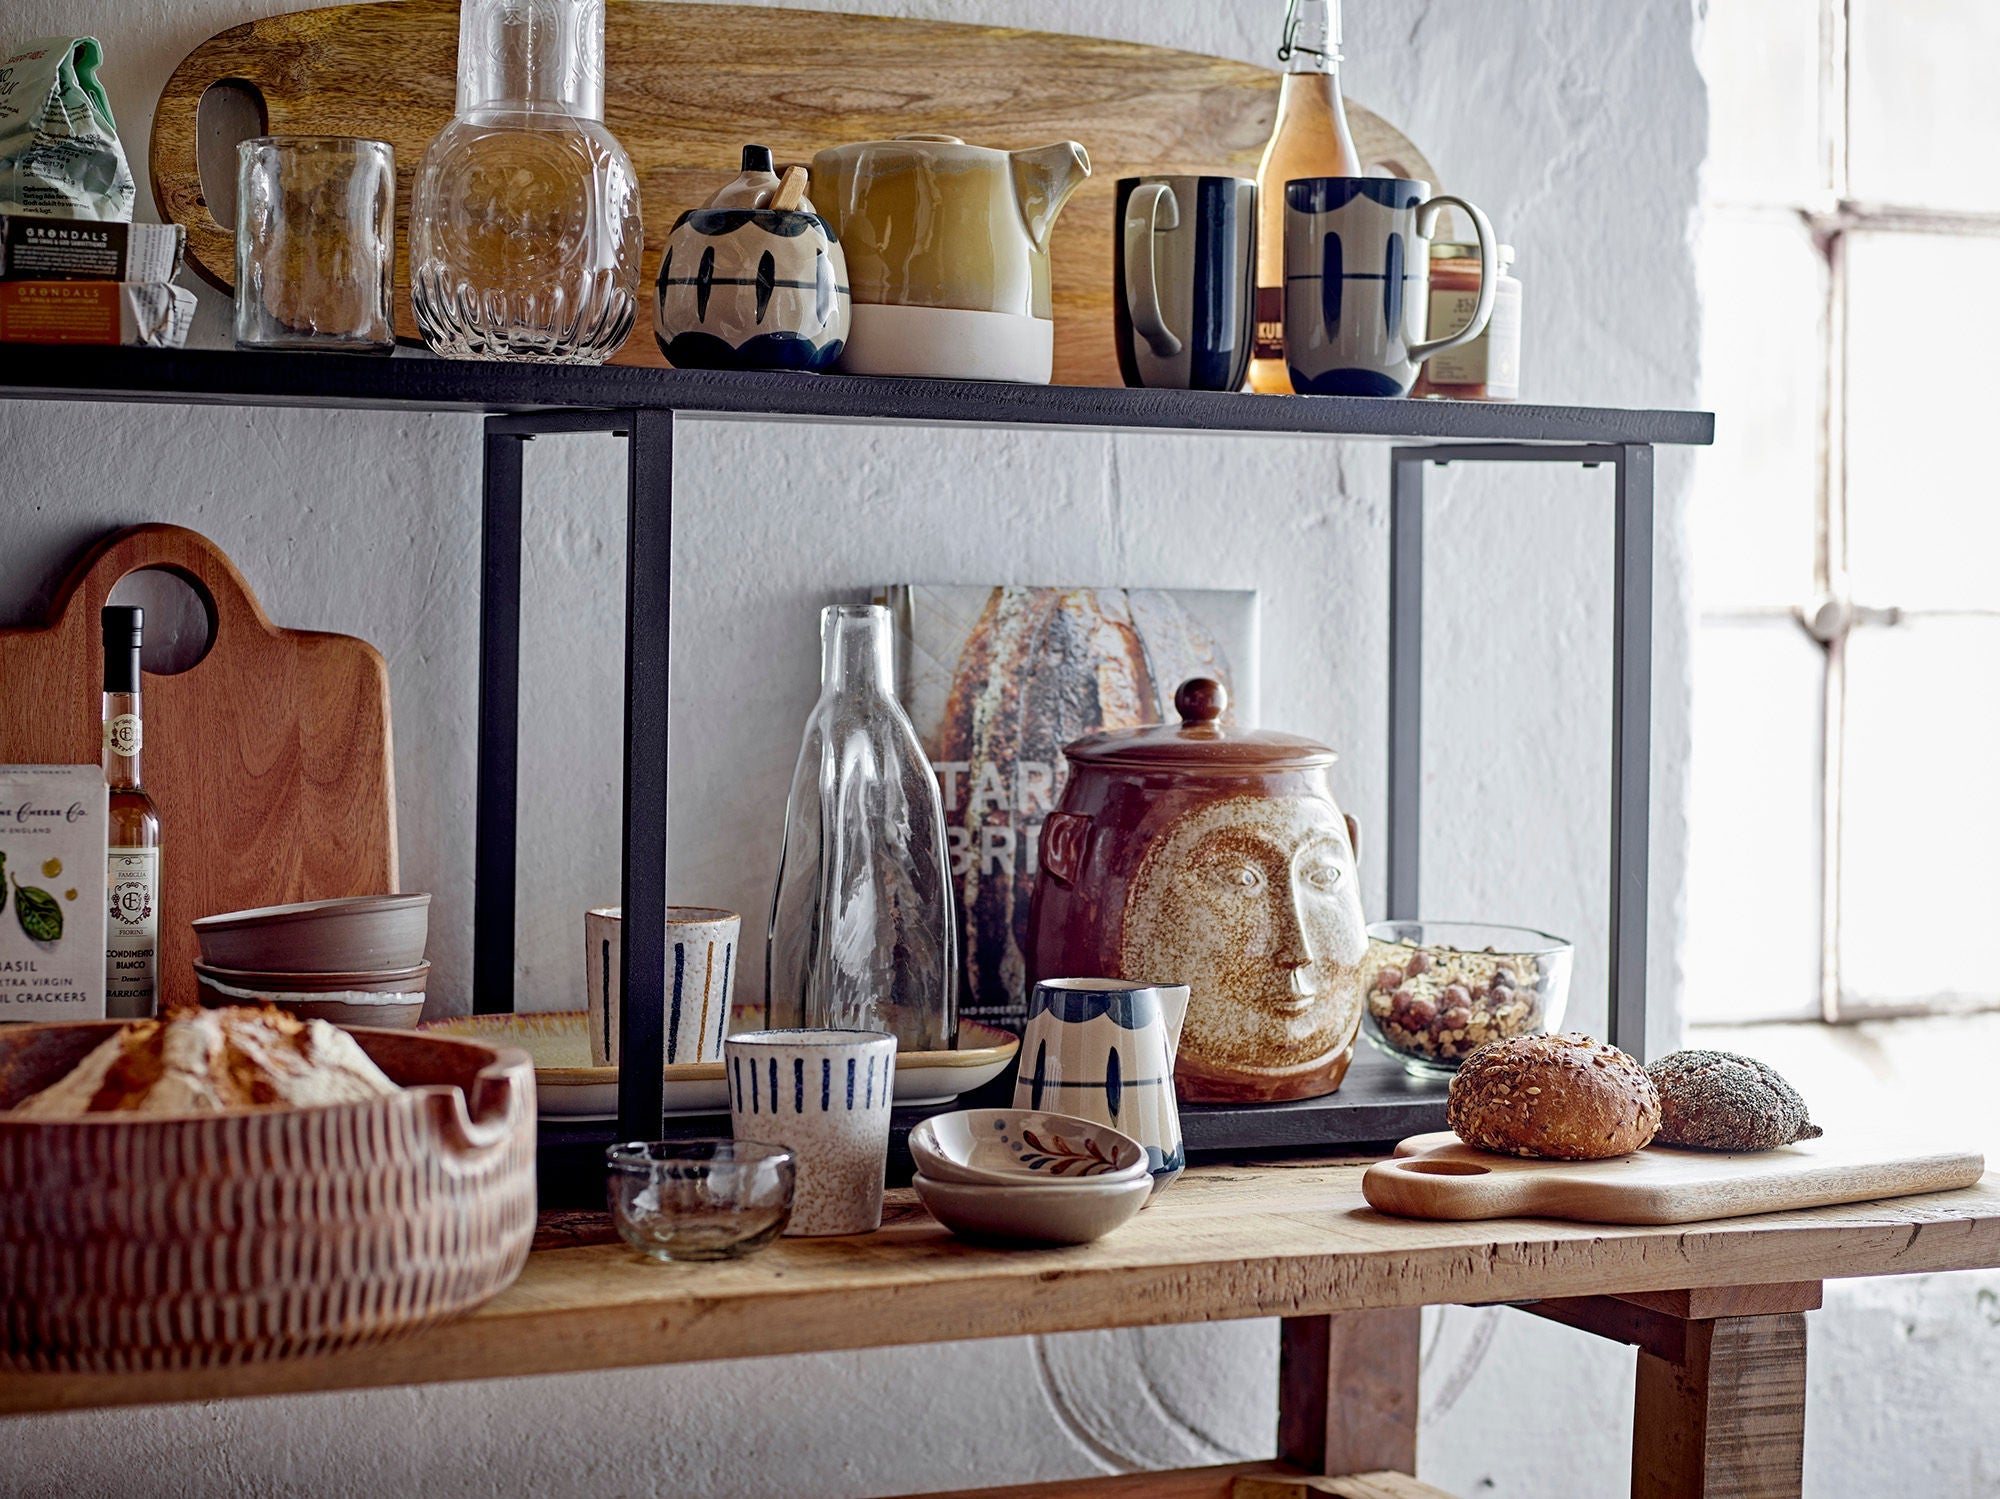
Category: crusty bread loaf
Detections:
[
  {"x1": 1447, "y1": 1032, "x2": 1660, "y2": 1159},
  {"x1": 10, "y1": 1006, "x2": 399, "y2": 1117},
  {"x1": 1647, "y1": 1048, "x2": 1822, "y2": 1151}
]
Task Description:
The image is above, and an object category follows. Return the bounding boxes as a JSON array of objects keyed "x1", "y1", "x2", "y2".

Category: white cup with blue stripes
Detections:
[
  {"x1": 585, "y1": 906, "x2": 740, "y2": 1069},
  {"x1": 727, "y1": 1028, "x2": 898, "y2": 1236},
  {"x1": 1282, "y1": 177, "x2": 1496, "y2": 398}
]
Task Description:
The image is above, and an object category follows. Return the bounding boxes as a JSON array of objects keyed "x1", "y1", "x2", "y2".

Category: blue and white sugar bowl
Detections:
[{"x1": 654, "y1": 172, "x2": 850, "y2": 373}]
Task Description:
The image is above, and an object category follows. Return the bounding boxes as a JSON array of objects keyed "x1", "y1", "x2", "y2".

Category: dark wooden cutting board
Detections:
[
  {"x1": 149, "y1": 1, "x2": 1435, "y2": 386},
  {"x1": 0, "y1": 526, "x2": 398, "y2": 1011}
]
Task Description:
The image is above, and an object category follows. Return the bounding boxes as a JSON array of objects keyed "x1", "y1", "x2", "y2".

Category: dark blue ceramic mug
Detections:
[
  {"x1": 1113, "y1": 175, "x2": 1257, "y2": 391},
  {"x1": 1282, "y1": 177, "x2": 1495, "y2": 397}
]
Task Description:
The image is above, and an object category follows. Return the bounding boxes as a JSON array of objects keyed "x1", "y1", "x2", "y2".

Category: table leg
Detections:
[
  {"x1": 1276, "y1": 1310, "x2": 1421, "y2": 1477},
  {"x1": 1632, "y1": 1310, "x2": 1807, "y2": 1499}
]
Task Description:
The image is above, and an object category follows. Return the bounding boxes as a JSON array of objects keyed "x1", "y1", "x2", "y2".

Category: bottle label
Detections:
[
  {"x1": 106, "y1": 846, "x2": 158, "y2": 1013},
  {"x1": 1253, "y1": 286, "x2": 1287, "y2": 363},
  {"x1": 103, "y1": 713, "x2": 141, "y2": 756}
]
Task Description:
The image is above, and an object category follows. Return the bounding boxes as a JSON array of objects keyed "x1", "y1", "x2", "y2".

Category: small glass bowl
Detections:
[
  {"x1": 606, "y1": 1139, "x2": 795, "y2": 1262},
  {"x1": 1361, "y1": 920, "x2": 1574, "y2": 1079}
]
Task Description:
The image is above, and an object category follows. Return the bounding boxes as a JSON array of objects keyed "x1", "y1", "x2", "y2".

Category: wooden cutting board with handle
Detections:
[
  {"x1": 1363, "y1": 1130, "x2": 1987, "y2": 1226},
  {"x1": 0, "y1": 526, "x2": 398, "y2": 1011},
  {"x1": 149, "y1": 1, "x2": 1437, "y2": 387}
]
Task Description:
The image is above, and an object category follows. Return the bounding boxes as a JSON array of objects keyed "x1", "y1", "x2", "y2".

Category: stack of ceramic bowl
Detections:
[
  {"x1": 907, "y1": 1108, "x2": 1153, "y2": 1246},
  {"x1": 191, "y1": 894, "x2": 432, "y2": 1028}
]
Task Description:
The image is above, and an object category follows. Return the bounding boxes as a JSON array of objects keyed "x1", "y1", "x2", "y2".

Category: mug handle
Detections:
[
  {"x1": 1405, "y1": 195, "x2": 1497, "y2": 363},
  {"x1": 1123, "y1": 183, "x2": 1184, "y2": 358}
]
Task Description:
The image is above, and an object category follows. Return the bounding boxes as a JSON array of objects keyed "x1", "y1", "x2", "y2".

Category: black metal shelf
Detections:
[{"x1": 2, "y1": 346, "x2": 1714, "y2": 446}]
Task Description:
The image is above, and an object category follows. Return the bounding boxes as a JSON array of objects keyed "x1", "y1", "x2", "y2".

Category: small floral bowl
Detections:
[{"x1": 909, "y1": 1108, "x2": 1149, "y2": 1189}]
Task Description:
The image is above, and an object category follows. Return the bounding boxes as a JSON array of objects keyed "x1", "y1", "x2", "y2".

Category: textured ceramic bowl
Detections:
[
  {"x1": 195, "y1": 959, "x2": 431, "y2": 995},
  {"x1": 606, "y1": 1139, "x2": 795, "y2": 1261},
  {"x1": 912, "y1": 1171, "x2": 1151, "y2": 1246},
  {"x1": 192, "y1": 894, "x2": 430, "y2": 973},
  {"x1": 909, "y1": 1109, "x2": 1149, "y2": 1189},
  {"x1": 232, "y1": 993, "x2": 427, "y2": 1030},
  {"x1": 0, "y1": 1021, "x2": 535, "y2": 1372}
]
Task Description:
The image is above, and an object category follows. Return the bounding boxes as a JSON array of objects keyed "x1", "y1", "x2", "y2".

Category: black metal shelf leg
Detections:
[
  {"x1": 474, "y1": 424, "x2": 526, "y2": 1015},
  {"x1": 617, "y1": 408, "x2": 674, "y2": 1141},
  {"x1": 1386, "y1": 451, "x2": 1426, "y2": 920},
  {"x1": 1609, "y1": 444, "x2": 1654, "y2": 1059}
]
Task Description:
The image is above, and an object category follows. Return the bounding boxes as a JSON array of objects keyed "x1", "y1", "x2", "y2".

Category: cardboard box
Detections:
[
  {"x1": 0, "y1": 279, "x2": 194, "y2": 347},
  {"x1": 0, "y1": 765, "x2": 108, "y2": 1021},
  {"x1": 0, "y1": 215, "x2": 185, "y2": 282}
]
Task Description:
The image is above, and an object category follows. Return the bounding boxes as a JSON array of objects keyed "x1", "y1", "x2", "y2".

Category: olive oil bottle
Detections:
[{"x1": 102, "y1": 606, "x2": 159, "y2": 1018}]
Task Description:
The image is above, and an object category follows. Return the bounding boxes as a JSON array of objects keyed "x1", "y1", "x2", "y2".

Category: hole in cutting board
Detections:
[
  {"x1": 108, "y1": 568, "x2": 216, "y2": 675},
  {"x1": 196, "y1": 79, "x2": 269, "y2": 230},
  {"x1": 1399, "y1": 1159, "x2": 1490, "y2": 1176}
]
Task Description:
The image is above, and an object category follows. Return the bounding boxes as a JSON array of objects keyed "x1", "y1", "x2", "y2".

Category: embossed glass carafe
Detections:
[
  {"x1": 410, "y1": 0, "x2": 642, "y2": 362},
  {"x1": 767, "y1": 605, "x2": 958, "y2": 1052}
]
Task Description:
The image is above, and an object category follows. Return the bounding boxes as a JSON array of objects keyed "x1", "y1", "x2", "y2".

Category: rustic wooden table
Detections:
[{"x1": 7, "y1": 1157, "x2": 1997, "y2": 1499}]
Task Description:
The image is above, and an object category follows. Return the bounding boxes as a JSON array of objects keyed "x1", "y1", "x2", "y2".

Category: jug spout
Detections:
[
  {"x1": 1010, "y1": 140, "x2": 1091, "y2": 251},
  {"x1": 1157, "y1": 984, "x2": 1190, "y2": 1062}
]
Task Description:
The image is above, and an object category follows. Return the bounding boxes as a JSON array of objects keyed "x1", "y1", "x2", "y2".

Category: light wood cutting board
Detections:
[
  {"x1": 1363, "y1": 1131, "x2": 1987, "y2": 1226},
  {"x1": 149, "y1": 1, "x2": 1436, "y2": 387},
  {"x1": 0, "y1": 526, "x2": 398, "y2": 1011}
]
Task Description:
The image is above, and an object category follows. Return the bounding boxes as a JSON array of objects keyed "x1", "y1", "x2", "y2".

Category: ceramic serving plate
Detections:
[{"x1": 419, "y1": 1010, "x2": 1020, "y2": 1120}]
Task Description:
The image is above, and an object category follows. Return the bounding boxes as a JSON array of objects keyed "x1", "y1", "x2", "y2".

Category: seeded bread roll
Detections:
[
  {"x1": 1646, "y1": 1049, "x2": 1822, "y2": 1151},
  {"x1": 1447, "y1": 1032, "x2": 1660, "y2": 1159}
]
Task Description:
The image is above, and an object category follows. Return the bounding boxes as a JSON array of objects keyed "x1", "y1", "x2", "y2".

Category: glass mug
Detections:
[
  {"x1": 234, "y1": 136, "x2": 396, "y2": 353},
  {"x1": 1281, "y1": 176, "x2": 1495, "y2": 397}
]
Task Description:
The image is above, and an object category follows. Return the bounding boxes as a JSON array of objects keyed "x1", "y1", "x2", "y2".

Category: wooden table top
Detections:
[{"x1": 7, "y1": 1157, "x2": 1998, "y2": 1417}]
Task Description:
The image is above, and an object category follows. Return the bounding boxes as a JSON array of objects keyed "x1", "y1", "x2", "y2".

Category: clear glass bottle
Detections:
[
  {"x1": 767, "y1": 605, "x2": 958, "y2": 1052},
  {"x1": 410, "y1": 0, "x2": 643, "y2": 363},
  {"x1": 1249, "y1": 0, "x2": 1363, "y2": 394},
  {"x1": 101, "y1": 606, "x2": 159, "y2": 1019}
]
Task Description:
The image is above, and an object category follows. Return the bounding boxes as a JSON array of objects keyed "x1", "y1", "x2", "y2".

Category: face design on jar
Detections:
[{"x1": 1118, "y1": 794, "x2": 1366, "y2": 1075}]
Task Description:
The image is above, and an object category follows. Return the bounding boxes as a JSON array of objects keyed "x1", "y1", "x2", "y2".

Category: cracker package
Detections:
[
  {"x1": 0, "y1": 36, "x2": 136, "y2": 222},
  {"x1": 0, "y1": 765, "x2": 108, "y2": 1021}
]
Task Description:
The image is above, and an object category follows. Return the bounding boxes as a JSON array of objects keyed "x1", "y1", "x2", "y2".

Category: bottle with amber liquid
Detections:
[
  {"x1": 1249, "y1": 0, "x2": 1363, "y2": 394},
  {"x1": 102, "y1": 606, "x2": 160, "y2": 1018}
]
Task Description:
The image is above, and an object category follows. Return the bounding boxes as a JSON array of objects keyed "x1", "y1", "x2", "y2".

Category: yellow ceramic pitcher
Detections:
[{"x1": 809, "y1": 133, "x2": 1090, "y2": 382}]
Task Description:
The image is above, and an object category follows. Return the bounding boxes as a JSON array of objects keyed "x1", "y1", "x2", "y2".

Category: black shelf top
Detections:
[{"x1": 1, "y1": 347, "x2": 1714, "y2": 446}]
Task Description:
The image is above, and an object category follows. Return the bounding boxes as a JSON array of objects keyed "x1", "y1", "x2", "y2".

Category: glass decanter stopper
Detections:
[
  {"x1": 410, "y1": 0, "x2": 643, "y2": 363},
  {"x1": 767, "y1": 605, "x2": 959, "y2": 1052}
]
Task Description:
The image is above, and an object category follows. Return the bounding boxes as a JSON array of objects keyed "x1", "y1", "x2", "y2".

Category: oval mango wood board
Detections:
[
  {"x1": 1363, "y1": 1130, "x2": 1988, "y2": 1226},
  {"x1": 0, "y1": 526, "x2": 397, "y2": 1012},
  {"x1": 149, "y1": 1, "x2": 1435, "y2": 387}
]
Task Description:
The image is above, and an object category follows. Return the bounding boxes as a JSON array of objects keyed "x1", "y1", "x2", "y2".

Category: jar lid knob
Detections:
[{"x1": 1175, "y1": 677, "x2": 1227, "y2": 727}]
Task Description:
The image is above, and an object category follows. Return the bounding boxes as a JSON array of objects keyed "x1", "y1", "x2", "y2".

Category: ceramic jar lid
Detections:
[{"x1": 1062, "y1": 678, "x2": 1337, "y2": 771}]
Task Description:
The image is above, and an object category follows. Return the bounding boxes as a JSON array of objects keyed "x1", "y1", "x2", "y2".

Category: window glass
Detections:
[
  {"x1": 1693, "y1": 211, "x2": 1824, "y2": 611},
  {"x1": 1684, "y1": 620, "x2": 1825, "y2": 1022},
  {"x1": 1701, "y1": 0, "x2": 1825, "y2": 206},
  {"x1": 1850, "y1": 0, "x2": 2000, "y2": 212},
  {"x1": 1845, "y1": 230, "x2": 2000, "y2": 609},
  {"x1": 1838, "y1": 618, "x2": 2000, "y2": 1007}
]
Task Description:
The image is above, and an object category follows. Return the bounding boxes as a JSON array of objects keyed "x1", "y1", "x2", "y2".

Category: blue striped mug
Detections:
[
  {"x1": 1282, "y1": 177, "x2": 1496, "y2": 397},
  {"x1": 727, "y1": 1028, "x2": 897, "y2": 1235}
]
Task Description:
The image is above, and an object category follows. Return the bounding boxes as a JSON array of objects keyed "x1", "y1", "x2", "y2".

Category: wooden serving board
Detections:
[
  {"x1": 0, "y1": 526, "x2": 397, "y2": 1011},
  {"x1": 1363, "y1": 1130, "x2": 1987, "y2": 1227},
  {"x1": 150, "y1": 1, "x2": 1436, "y2": 387}
]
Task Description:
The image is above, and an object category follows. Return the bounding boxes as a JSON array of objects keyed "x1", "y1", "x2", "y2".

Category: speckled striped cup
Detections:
[
  {"x1": 585, "y1": 907, "x2": 739, "y2": 1068},
  {"x1": 726, "y1": 1028, "x2": 897, "y2": 1236}
]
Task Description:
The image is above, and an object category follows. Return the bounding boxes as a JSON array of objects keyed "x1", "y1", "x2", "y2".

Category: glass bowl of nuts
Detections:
[{"x1": 1361, "y1": 921, "x2": 1573, "y2": 1078}]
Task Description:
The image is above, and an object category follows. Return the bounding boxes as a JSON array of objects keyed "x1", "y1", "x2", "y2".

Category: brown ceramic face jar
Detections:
[{"x1": 1025, "y1": 680, "x2": 1368, "y2": 1103}]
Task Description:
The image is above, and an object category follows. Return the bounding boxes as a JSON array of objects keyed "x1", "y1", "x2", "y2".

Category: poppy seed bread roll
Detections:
[
  {"x1": 1447, "y1": 1032, "x2": 1660, "y2": 1159},
  {"x1": 1646, "y1": 1048, "x2": 1822, "y2": 1151}
]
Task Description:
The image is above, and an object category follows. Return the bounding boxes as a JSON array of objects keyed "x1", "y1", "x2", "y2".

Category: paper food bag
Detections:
[{"x1": 0, "y1": 36, "x2": 136, "y2": 221}]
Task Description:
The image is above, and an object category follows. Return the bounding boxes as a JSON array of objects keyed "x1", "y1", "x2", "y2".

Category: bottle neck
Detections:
[
  {"x1": 819, "y1": 606, "x2": 895, "y2": 698},
  {"x1": 1281, "y1": 0, "x2": 1342, "y2": 75},
  {"x1": 103, "y1": 688, "x2": 142, "y2": 790},
  {"x1": 455, "y1": 0, "x2": 605, "y2": 118}
]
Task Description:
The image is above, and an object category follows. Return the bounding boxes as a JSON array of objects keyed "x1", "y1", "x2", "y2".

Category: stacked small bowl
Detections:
[
  {"x1": 192, "y1": 894, "x2": 432, "y2": 1028},
  {"x1": 908, "y1": 1108, "x2": 1153, "y2": 1245}
]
